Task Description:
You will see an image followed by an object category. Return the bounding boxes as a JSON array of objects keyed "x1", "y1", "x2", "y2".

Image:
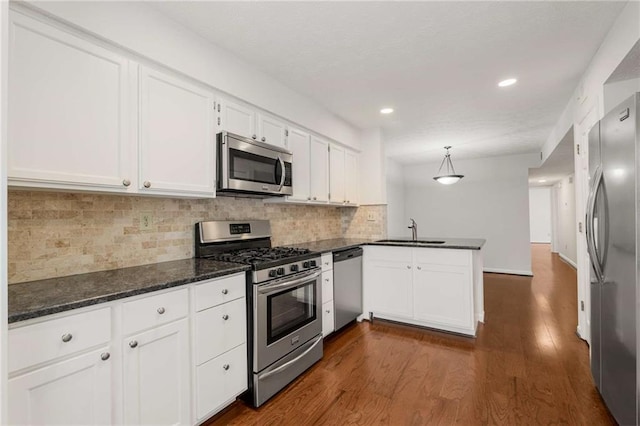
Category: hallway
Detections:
[{"x1": 208, "y1": 244, "x2": 614, "y2": 425}]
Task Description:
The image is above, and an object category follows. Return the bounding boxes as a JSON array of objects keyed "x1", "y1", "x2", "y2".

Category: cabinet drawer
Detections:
[
  {"x1": 9, "y1": 307, "x2": 111, "y2": 373},
  {"x1": 413, "y1": 247, "x2": 471, "y2": 267},
  {"x1": 195, "y1": 298, "x2": 246, "y2": 365},
  {"x1": 322, "y1": 272, "x2": 334, "y2": 302},
  {"x1": 196, "y1": 344, "x2": 247, "y2": 420},
  {"x1": 123, "y1": 288, "x2": 188, "y2": 335},
  {"x1": 195, "y1": 273, "x2": 245, "y2": 312},
  {"x1": 321, "y1": 253, "x2": 333, "y2": 272}
]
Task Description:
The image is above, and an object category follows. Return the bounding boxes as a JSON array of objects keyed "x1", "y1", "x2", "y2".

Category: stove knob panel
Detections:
[
  {"x1": 268, "y1": 269, "x2": 277, "y2": 278},
  {"x1": 303, "y1": 261, "x2": 310, "y2": 268},
  {"x1": 310, "y1": 260, "x2": 317, "y2": 268},
  {"x1": 290, "y1": 264, "x2": 299, "y2": 272},
  {"x1": 277, "y1": 267, "x2": 285, "y2": 276}
]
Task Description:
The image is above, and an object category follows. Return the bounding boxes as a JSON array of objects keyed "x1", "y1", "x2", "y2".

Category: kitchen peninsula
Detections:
[{"x1": 363, "y1": 238, "x2": 485, "y2": 337}]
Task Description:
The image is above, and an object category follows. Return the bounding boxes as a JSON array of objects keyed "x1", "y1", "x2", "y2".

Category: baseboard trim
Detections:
[
  {"x1": 483, "y1": 268, "x2": 533, "y2": 277},
  {"x1": 558, "y1": 253, "x2": 577, "y2": 269}
]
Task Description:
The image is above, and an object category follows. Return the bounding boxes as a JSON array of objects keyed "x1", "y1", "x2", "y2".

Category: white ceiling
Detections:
[
  {"x1": 529, "y1": 126, "x2": 574, "y2": 187},
  {"x1": 152, "y1": 1, "x2": 627, "y2": 163}
]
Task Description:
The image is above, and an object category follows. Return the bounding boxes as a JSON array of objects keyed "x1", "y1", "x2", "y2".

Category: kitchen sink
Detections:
[{"x1": 378, "y1": 239, "x2": 446, "y2": 244}]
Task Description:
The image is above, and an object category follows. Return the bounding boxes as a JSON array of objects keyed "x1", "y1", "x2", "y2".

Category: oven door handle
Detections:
[
  {"x1": 258, "y1": 270, "x2": 322, "y2": 295},
  {"x1": 257, "y1": 334, "x2": 323, "y2": 381}
]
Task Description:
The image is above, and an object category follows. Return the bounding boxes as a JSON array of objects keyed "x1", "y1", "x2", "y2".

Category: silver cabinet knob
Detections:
[
  {"x1": 325, "y1": 278, "x2": 329, "y2": 282},
  {"x1": 61, "y1": 333, "x2": 73, "y2": 343},
  {"x1": 313, "y1": 196, "x2": 317, "y2": 200},
  {"x1": 406, "y1": 265, "x2": 411, "y2": 269},
  {"x1": 326, "y1": 310, "x2": 331, "y2": 314},
  {"x1": 157, "y1": 307, "x2": 165, "y2": 315},
  {"x1": 221, "y1": 289, "x2": 228, "y2": 295},
  {"x1": 252, "y1": 134, "x2": 257, "y2": 140},
  {"x1": 101, "y1": 352, "x2": 110, "y2": 361},
  {"x1": 223, "y1": 364, "x2": 230, "y2": 371},
  {"x1": 129, "y1": 340, "x2": 138, "y2": 348},
  {"x1": 307, "y1": 197, "x2": 311, "y2": 200},
  {"x1": 261, "y1": 137, "x2": 266, "y2": 142},
  {"x1": 324, "y1": 262, "x2": 329, "y2": 266},
  {"x1": 122, "y1": 179, "x2": 131, "y2": 187},
  {"x1": 143, "y1": 181, "x2": 151, "y2": 188},
  {"x1": 222, "y1": 314, "x2": 229, "y2": 321},
  {"x1": 417, "y1": 266, "x2": 422, "y2": 270}
]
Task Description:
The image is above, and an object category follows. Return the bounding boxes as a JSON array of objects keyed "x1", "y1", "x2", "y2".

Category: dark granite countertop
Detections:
[
  {"x1": 367, "y1": 237, "x2": 486, "y2": 250},
  {"x1": 288, "y1": 238, "x2": 375, "y2": 254},
  {"x1": 8, "y1": 258, "x2": 250, "y2": 324}
]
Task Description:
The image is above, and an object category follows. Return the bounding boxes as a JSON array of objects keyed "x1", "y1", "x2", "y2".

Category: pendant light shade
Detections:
[{"x1": 433, "y1": 146, "x2": 464, "y2": 185}]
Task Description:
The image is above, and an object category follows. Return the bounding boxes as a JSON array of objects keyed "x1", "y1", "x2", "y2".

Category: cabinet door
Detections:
[
  {"x1": 8, "y1": 11, "x2": 133, "y2": 191},
  {"x1": 139, "y1": 66, "x2": 215, "y2": 196},
  {"x1": 329, "y1": 144, "x2": 346, "y2": 204},
  {"x1": 123, "y1": 319, "x2": 190, "y2": 426},
  {"x1": 257, "y1": 114, "x2": 287, "y2": 148},
  {"x1": 219, "y1": 99, "x2": 256, "y2": 140},
  {"x1": 287, "y1": 127, "x2": 311, "y2": 201},
  {"x1": 9, "y1": 347, "x2": 112, "y2": 425},
  {"x1": 413, "y1": 264, "x2": 473, "y2": 329},
  {"x1": 309, "y1": 136, "x2": 329, "y2": 202},
  {"x1": 322, "y1": 300, "x2": 335, "y2": 337},
  {"x1": 364, "y1": 247, "x2": 414, "y2": 319},
  {"x1": 344, "y1": 150, "x2": 359, "y2": 205}
]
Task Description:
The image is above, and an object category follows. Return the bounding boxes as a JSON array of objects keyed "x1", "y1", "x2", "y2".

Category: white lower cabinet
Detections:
[
  {"x1": 321, "y1": 253, "x2": 335, "y2": 337},
  {"x1": 123, "y1": 318, "x2": 191, "y2": 426},
  {"x1": 363, "y1": 246, "x2": 483, "y2": 336},
  {"x1": 196, "y1": 344, "x2": 247, "y2": 420},
  {"x1": 8, "y1": 272, "x2": 249, "y2": 426},
  {"x1": 9, "y1": 347, "x2": 112, "y2": 425}
]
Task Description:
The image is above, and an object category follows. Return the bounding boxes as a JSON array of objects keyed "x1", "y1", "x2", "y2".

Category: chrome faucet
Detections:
[{"x1": 408, "y1": 218, "x2": 418, "y2": 241}]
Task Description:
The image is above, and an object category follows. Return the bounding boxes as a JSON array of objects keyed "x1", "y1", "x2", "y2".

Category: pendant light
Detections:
[{"x1": 433, "y1": 146, "x2": 464, "y2": 185}]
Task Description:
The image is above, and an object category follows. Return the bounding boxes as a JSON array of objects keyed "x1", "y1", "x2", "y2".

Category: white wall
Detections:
[
  {"x1": 402, "y1": 153, "x2": 539, "y2": 275},
  {"x1": 26, "y1": 1, "x2": 361, "y2": 150},
  {"x1": 529, "y1": 187, "x2": 551, "y2": 243},
  {"x1": 385, "y1": 158, "x2": 405, "y2": 237},
  {"x1": 555, "y1": 176, "x2": 577, "y2": 267}
]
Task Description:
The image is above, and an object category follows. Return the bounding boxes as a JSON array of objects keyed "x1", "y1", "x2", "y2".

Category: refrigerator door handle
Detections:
[{"x1": 586, "y1": 165, "x2": 604, "y2": 282}]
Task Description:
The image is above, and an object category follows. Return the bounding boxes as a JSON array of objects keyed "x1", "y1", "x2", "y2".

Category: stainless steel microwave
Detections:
[{"x1": 217, "y1": 132, "x2": 293, "y2": 196}]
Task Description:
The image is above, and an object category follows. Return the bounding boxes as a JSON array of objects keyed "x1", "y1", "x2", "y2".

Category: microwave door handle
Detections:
[{"x1": 277, "y1": 156, "x2": 286, "y2": 191}]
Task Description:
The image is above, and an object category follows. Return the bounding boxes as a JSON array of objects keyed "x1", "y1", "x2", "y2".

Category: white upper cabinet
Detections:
[
  {"x1": 218, "y1": 99, "x2": 256, "y2": 140},
  {"x1": 138, "y1": 66, "x2": 215, "y2": 197},
  {"x1": 309, "y1": 136, "x2": 329, "y2": 202},
  {"x1": 218, "y1": 98, "x2": 288, "y2": 148},
  {"x1": 287, "y1": 127, "x2": 311, "y2": 202},
  {"x1": 329, "y1": 144, "x2": 345, "y2": 204},
  {"x1": 8, "y1": 11, "x2": 134, "y2": 192},
  {"x1": 345, "y1": 150, "x2": 359, "y2": 205}
]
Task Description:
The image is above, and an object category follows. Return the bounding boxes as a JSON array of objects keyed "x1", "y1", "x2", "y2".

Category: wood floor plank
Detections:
[{"x1": 205, "y1": 245, "x2": 616, "y2": 426}]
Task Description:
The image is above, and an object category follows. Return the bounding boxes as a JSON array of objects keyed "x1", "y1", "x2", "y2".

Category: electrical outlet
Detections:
[
  {"x1": 367, "y1": 213, "x2": 375, "y2": 221},
  {"x1": 140, "y1": 214, "x2": 152, "y2": 230}
]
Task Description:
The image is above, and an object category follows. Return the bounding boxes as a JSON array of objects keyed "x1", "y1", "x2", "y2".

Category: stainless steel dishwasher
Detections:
[{"x1": 333, "y1": 247, "x2": 363, "y2": 331}]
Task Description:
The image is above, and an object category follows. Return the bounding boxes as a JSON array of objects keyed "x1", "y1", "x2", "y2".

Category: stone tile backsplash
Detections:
[{"x1": 8, "y1": 190, "x2": 386, "y2": 284}]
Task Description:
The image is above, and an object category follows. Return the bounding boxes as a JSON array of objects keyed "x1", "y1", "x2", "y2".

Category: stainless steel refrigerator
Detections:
[{"x1": 588, "y1": 92, "x2": 639, "y2": 425}]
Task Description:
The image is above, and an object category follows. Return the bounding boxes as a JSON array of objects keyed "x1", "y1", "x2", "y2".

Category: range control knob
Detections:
[
  {"x1": 309, "y1": 260, "x2": 317, "y2": 268},
  {"x1": 277, "y1": 267, "x2": 285, "y2": 276},
  {"x1": 268, "y1": 269, "x2": 277, "y2": 278},
  {"x1": 290, "y1": 264, "x2": 299, "y2": 272},
  {"x1": 302, "y1": 261, "x2": 310, "y2": 268}
]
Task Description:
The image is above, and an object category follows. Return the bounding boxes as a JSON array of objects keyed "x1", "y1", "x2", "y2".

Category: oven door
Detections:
[
  {"x1": 220, "y1": 133, "x2": 292, "y2": 195},
  {"x1": 254, "y1": 269, "x2": 322, "y2": 372}
]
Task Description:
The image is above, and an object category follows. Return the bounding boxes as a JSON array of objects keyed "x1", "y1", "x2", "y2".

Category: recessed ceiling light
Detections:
[
  {"x1": 380, "y1": 108, "x2": 394, "y2": 114},
  {"x1": 538, "y1": 179, "x2": 547, "y2": 183},
  {"x1": 498, "y1": 78, "x2": 517, "y2": 87}
]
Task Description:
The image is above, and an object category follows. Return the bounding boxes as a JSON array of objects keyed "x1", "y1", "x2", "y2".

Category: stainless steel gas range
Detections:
[{"x1": 195, "y1": 220, "x2": 323, "y2": 407}]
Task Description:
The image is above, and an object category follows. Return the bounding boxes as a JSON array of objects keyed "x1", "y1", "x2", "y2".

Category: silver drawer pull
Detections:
[
  {"x1": 122, "y1": 179, "x2": 131, "y2": 187},
  {"x1": 326, "y1": 310, "x2": 331, "y2": 314},
  {"x1": 221, "y1": 289, "x2": 229, "y2": 295},
  {"x1": 157, "y1": 307, "x2": 165, "y2": 315},
  {"x1": 61, "y1": 333, "x2": 73, "y2": 343},
  {"x1": 101, "y1": 352, "x2": 110, "y2": 361},
  {"x1": 143, "y1": 181, "x2": 151, "y2": 188},
  {"x1": 325, "y1": 278, "x2": 329, "y2": 282},
  {"x1": 223, "y1": 364, "x2": 230, "y2": 371},
  {"x1": 129, "y1": 340, "x2": 138, "y2": 348},
  {"x1": 222, "y1": 314, "x2": 229, "y2": 321}
]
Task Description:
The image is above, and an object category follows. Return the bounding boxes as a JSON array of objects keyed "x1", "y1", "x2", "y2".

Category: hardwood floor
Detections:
[{"x1": 207, "y1": 244, "x2": 615, "y2": 425}]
